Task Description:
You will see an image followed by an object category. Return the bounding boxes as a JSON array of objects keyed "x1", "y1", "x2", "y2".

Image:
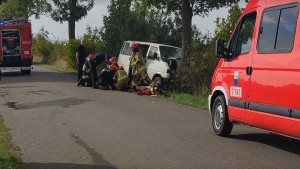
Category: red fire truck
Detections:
[{"x1": 0, "y1": 19, "x2": 32, "y2": 74}]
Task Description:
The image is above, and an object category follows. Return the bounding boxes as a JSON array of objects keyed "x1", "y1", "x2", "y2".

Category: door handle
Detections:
[{"x1": 246, "y1": 66, "x2": 252, "y2": 75}]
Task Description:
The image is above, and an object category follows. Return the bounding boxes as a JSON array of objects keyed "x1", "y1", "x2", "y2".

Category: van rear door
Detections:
[{"x1": 118, "y1": 41, "x2": 132, "y2": 74}]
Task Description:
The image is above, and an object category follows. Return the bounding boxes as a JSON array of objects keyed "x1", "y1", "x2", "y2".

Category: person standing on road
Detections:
[
  {"x1": 76, "y1": 38, "x2": 86, "y2": 83},
  {"x1": 129, "y1": 42, "x2": 152, "y2": 90}
]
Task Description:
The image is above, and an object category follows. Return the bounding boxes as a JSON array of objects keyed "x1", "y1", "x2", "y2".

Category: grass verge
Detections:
[
  {"x1": 0, "y1": 115, "x2": 20, "y2": 169},
  {"x1": 163, "y1": 92, "x2": 208, "y2": 110},
  {"x1": 37, "y1": 64, "x2": 77, "y2": 75}
]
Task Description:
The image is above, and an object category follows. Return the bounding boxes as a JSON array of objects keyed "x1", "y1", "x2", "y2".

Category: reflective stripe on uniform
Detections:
[{"x1": 118, "y1": 70, "x2": 128, "y2": 81}]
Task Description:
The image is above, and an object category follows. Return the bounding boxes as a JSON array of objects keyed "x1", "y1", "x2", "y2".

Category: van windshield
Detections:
[{"x1": 159, "y1": 46, "x2": 182, "y2": 61}]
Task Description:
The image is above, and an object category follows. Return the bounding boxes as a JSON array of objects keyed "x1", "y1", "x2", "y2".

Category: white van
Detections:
[{"x1": 118, "y1": 41, "x2": 182, "y2": 85}]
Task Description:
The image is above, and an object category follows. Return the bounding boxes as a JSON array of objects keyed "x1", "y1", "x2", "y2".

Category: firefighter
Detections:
[
  {"x1": 77, "y1": 58, "x2": 92, "y2": 87},
  {"x1": 129, "y1": 42, "x2": 152, "y2": 90},
  {"x1": 78, "y1": 53, "x2": 109, "y2": 89},
  {"x1": 113, "y1": 66, "x2": 129, "y2": 91},
  {"x1": 99, "y1": 56, "x2": 118, "y2": 90}
]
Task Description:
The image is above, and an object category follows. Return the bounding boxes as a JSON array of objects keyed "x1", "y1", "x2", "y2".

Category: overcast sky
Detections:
[{"x1": 30, "y1": 0, "x2": 247, "y2": 40}]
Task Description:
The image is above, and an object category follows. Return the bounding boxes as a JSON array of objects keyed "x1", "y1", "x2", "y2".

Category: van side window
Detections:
[
  {"x1": 121, "y1": 42, "x2": 132, "y2": 55},
  {"x1": 148, "y1": 46, "x2": 158, "y2": 60},
  {"x1": 258, "y1": 5, "x2": 299, "y2": 53},
  {"x1": 228, "y1": 12, "x2": 256, "y2": 58}
]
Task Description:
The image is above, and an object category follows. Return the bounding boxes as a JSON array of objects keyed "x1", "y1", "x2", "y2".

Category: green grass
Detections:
[
  {"x1": 0, "y1": 116, "x2": 20, "y2": 169},
  {"x1": 37, "y1": 64, "x2": 77, "y2": 74},
  {"x1": 163, "y1": 92, "x2": 208, "y2": 110}
]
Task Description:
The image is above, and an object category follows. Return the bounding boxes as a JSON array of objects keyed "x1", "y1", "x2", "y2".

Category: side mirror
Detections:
[
  {"x1": 153, "y1": 52, "x2": 159, "y2": 60},
  {"x1": 215, "y1": 39, "x2": 227, "y2": 58}
]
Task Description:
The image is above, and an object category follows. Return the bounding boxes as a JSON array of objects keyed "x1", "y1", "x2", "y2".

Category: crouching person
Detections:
[
  {"x1": 77, "y1": 59, "x2": 92, "y2": 87},
  {"x1": 99, "y1": 56, "x2": 118, "y2": 90},
  {"x1": 113, "y1": 66, "x2": 129, "y2": 91},
  {"x1": 78, "y1": 53, "x2": 110, "y2": 89}
]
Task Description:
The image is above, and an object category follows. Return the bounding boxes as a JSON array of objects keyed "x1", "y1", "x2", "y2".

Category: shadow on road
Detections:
[
  {"x1": 2, "y1": 70, "x2": 76, "y2": 84},
  {"x1": 229, "y1": 133, "x2": 300, "y2": 155},
  {"x1": 22, "y1": 163, "x2": 117, "y2": 169},
  {"x1": 4, "y1": 97, "x2": 91, "y2": 110}
]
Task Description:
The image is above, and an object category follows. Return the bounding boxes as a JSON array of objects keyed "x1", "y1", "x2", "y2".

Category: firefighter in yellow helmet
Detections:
[
  {"x1": 129, "y1": 42, "x2": 152, "y2": 89},
  {"x1": 113, "y1": 66, "x2": 129, "y2": 91}
]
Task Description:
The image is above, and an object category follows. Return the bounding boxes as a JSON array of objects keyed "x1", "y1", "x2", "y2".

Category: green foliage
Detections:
[
  {"x1": 215, "y1": 4, "x2": 242, "y2": 42},
  {"x1": 48, "y1": 40, "x2": 66, "y2": 64},
  {"x1": 101, "y1": 0, "x2": 133, "y2": 55},
  {"x1": 0, "y1": 116, "x2": 21, "y2": 169},
  {"x1": 0, "y1": 0, "x2": 51, "y2": 20},
  {"x1": 51, "y1": 0, "x2": 94, "y2": 23},
  {"x1": 101, "y1": 0, "x2": 182, "y2": 56},
  {"x1": 65, "y1": 39, "x2": 80, "y2": 68},
  {"x1": 174, "y1": 37, "x2": 219, "y2": 95},
  {"x1": 32, "y1": 27, "x2": 53, "y2": 64},
  {"x1": 83, "y1": 26, "x2": 104, "y2": 54}
]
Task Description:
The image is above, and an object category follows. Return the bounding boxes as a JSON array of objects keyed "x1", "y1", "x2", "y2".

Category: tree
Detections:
[
  {"x1": 101, "y1": 0, "x2": 182, "y2": 56},
  {"x1": 215, "y1": 4, "x2": 242, "y2": 43},
  {"x1": 51, "y1": 0, "x2": 94, "y2": 40},
  {"x1": 140, "y1": 0, "x2": 240, "y2": 58},
  {"x1": 101, "y1": 0, "x2": 133, "y2": 55},
  {"x1": 0, "y1": 0, "x2": 51, "y2": 20}
]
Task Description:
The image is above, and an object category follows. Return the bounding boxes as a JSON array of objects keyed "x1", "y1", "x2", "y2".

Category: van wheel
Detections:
[
  {"x1": 212, "y1": 95, "x2": 233, "y2": 136},
  {"x1": 153, "y1": 76, "x2": 163, "y2": 85}
]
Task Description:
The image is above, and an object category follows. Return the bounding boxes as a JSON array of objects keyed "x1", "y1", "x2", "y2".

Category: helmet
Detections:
[
  {"x1": 129, "y1": 42, "x2": 137, "y2": 51},
  {"x1": 109, "y1": 64, "x2": 118, "y2": 71},
  {"x1": 109, "y1": 56, "x2": 117, "y2": 64},
  {"x1": 88, "y1": 54, "x2": 95, "y2": 59}
]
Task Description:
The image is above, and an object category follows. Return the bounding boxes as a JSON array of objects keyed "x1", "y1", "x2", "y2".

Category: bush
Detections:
[
  {"x1": 65, "y1": 39, "x2": 80, "y2": 68},
  {"x1": 32, "y1": 28, "x2": 53, "y2": 64},
  {"x1": 174, "y1": 40, "x2": 219, "y2": 95},
  {"x1": 48, "y1": 40, "x2": 66, "y2": 64}
]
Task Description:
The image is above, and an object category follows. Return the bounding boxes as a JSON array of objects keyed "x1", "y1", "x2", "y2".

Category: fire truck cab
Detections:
[
  {"x1": 0, "y1": 19, "x2": 32, "y2": 74},
  {"x1": 210, "y1": 0, "x2": 300, "y2": 139}
]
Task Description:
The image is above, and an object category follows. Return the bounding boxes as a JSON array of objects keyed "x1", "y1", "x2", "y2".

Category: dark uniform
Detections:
[
  {"x1": 77, "y1": 44, "x2": 86, "y2": 82},
  {"x1": 78, "y1": 53, "x2": 108, "y2": 88},
  {"x1": 78, "y1": 60, "x2": 92, "y2": 87},
  {"x1": 99, "y1": 67, "x2": 116, "y2": 90}
]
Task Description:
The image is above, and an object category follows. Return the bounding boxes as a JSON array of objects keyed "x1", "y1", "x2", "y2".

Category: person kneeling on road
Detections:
[
  {"x1": 78, "y1": 53, "x2": 110, "y2": 89},
  {"x1": 99, "y1": 56, "x2": 118, "y2": 90},
  {"x1": 113, "y1": 66, "x2": 129, "y2": 91},
  {"x1": 77, "y1": 58, "x2": 92, "y2": 87}
]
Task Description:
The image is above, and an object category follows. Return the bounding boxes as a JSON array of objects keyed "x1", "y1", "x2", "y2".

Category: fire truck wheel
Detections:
[{"x1": 212, "y1": 95, "x2": 233, "y2": 136}]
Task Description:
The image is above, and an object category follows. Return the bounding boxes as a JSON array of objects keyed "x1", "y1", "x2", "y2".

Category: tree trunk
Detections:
[
  {"x1": 69, "y1": 0, "x2": 76, "y2": 40},
  {"x1": 181, "y1": 0, "x2": 193, "y2": 58}
]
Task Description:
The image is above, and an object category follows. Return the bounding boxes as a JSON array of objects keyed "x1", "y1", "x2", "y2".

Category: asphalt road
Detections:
[{"x1": 0, "y1": 66, "x2": 299, "y2": 169}]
